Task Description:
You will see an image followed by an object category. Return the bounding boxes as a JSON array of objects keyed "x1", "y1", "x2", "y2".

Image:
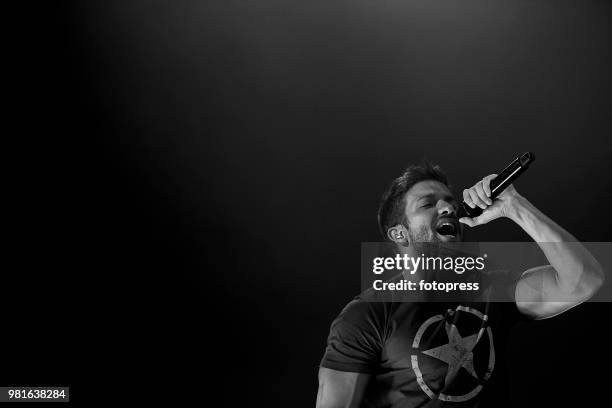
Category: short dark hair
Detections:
[{"x1": 377, "y1": 161, "x2": 450, "y2": 239}]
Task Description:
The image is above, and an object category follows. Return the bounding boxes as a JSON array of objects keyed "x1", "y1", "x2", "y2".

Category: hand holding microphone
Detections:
[{"x1": 459, "y1": 152, "x2": 535, "y2": 227}]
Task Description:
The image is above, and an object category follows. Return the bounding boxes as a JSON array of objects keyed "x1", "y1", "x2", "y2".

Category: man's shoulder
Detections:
[{"x1": 334, "y1": 291, "x2": 420, "y2": 327}]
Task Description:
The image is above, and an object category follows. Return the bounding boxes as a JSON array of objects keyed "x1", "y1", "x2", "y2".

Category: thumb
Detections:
[{"x1": 459, "y1": 217, "x2": 482, "y2": 227}]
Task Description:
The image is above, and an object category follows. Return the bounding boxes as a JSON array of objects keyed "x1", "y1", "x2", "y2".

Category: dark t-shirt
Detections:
[{"x1": 320, "y1": 285, "x2": 526, "y2": 407}]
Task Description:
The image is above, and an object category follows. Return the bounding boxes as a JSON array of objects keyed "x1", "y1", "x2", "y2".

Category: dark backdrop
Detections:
[{"x1": 8, "y1": 0, "x2": 611, "y2": 406}]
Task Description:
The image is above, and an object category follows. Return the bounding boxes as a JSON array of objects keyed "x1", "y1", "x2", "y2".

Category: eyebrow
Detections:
[
  {"x1": 417, "y1": 193, "x2": 456, "y2": 200},
  {"x1": 414, "y1": 193, "x2": 457, "y2": 205},
  {"x1": 417, "y1": 193, "x2": 436, "y2": 201}
]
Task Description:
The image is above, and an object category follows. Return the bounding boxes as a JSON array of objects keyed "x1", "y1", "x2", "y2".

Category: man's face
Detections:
[{"x1": 402, "y1": 180, "x2": 463, "y2": 243}]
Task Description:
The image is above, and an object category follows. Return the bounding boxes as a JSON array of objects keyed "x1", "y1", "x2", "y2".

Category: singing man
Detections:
[{"x1": 316, "y1": 162, "x2": 604, "y2": 408}]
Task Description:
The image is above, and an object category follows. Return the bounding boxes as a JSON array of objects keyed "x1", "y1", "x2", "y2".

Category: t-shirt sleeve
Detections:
[{"x1": 320, "y1": 299, "x2": 384, "y2": 373}]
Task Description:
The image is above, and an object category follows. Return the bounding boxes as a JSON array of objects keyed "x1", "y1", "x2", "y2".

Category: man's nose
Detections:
[{"x1": 437, "y1": 200, "x2": 456, "y2": 217}]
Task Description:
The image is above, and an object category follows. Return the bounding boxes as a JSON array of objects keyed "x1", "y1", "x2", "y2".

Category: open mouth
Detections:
[{"x1": 435, "y1": 220, "x2": 458, "y2": 239}]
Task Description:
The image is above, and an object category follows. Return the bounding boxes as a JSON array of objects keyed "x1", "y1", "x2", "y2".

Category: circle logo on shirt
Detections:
[{"x1": 410, "y1": 305, "x2": 495, "y2": 402}]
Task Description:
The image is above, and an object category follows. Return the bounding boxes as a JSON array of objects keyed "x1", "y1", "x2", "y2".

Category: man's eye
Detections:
[{"x1": 420, "y1": 203, "x2": 433, "y2": 209}]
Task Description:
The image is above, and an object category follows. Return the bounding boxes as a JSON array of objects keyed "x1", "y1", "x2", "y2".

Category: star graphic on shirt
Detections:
[{"x1": 421, "y1": 322, "x2": 481, "y2": 384}]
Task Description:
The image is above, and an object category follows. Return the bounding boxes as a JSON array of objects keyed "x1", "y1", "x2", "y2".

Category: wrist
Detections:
[{"x1": 505, "y1": 193, "x2": 529, "y2": 223}]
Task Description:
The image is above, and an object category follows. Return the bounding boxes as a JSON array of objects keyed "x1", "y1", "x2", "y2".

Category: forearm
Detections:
[{"x1": 508, "y1": 194, "x2": 604, "y2": 295}]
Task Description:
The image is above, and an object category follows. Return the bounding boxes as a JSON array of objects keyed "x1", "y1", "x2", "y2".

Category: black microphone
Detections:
[{"x1": 462, "y1": 152, "x2": 536, "y2": 218}]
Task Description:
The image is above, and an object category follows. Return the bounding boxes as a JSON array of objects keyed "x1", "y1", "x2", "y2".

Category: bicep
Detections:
[
  {"x1": 515, "y1": 265, "x2": 586, "y2": 319},
  {"x1": 316, "y1": 367, "x2": 371, "y2": 408}
]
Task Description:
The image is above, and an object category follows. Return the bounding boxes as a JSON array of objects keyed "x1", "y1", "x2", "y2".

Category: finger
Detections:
[
  {"x1": 473, "y1": 214, "x2": 487, "y2": 226},
  {"x1": 468, "y1": 188, "x2": 486, "y2": 209},
  {"x1": 475, "y1": 183, "x2": 492, "y2": 206},
  {"x1": 459, "y1": 217, "x2": 476, "y2": 227},
  {"x1": 459, "y1": 217, "x2": 480, "y2": 227},
  {"x1": 482, "y1": 174, "x2": 497, "y2": 198},
  {"x1": 463, "y1": 189, "x2": 475, "y2": 209},
  {"x1": 460, "y1": 215, "x2": 486, "y2": 227}
]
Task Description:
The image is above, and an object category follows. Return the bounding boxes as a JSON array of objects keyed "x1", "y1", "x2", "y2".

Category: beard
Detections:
[
  {"x1": 408, "y1": 224, "x2": 440, "y2": 244},
  {"x1": 405, "y1": 224, "x2": 472, "y2": 284},
  {"x1": 407, "y1": 224, "x2": 442, "y2": 259},
  {"x1": 407, "y1": 216, "x2": 463, "y2": 246},
  {"x1": 407, "y1": 223, "x2": 466, "y2": 260}
]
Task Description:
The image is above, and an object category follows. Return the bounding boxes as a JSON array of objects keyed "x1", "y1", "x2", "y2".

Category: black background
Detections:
[{"x1": 6, "y1": 0, "x2": 612, "y2": 406}]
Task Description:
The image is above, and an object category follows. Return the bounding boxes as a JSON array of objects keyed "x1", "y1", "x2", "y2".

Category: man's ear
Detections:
[{"x1": 387, "y1": 224, "x2": 409, "y2": 245}]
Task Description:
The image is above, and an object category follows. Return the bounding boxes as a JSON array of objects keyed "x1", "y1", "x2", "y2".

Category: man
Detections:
[{"x1": 316, "y1": 162, "x2": 604, "y2": 408}]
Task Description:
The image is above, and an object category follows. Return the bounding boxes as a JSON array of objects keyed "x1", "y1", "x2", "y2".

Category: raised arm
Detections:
[
  {"x1": 505, "y1": 194, "x2": 604, "y2": 318},
  {"x1": 460, "y1": 174, "x2": 605, "y2": 319}
]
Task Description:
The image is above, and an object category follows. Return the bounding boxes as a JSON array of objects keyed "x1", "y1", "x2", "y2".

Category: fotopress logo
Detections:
[{"x1": 372, "y1": 253, "x2": 487, "y2": 275}]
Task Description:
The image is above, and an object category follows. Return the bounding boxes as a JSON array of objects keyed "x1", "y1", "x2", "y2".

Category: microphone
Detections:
[{"x1": 462, "y1": 152, "x2": 536, "y2": 218}]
